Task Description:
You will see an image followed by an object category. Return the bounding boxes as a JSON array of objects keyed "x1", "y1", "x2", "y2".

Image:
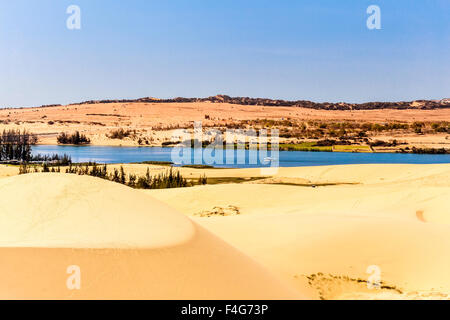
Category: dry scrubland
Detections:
[
  {"x1": 0, "y1": 102, "x2": 449, "y2": 151},
  {"x1": 0, "y1": 163, "x2": 449, "y2": 299}
]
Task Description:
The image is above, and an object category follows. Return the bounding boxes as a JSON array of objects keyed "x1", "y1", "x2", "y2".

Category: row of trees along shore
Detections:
[
  {"x1": 0, "y1": 129, "x2": 72, "y2": 164},
  {"x1": 0, "y1": 129, "x2": 37, "y2": 162}
]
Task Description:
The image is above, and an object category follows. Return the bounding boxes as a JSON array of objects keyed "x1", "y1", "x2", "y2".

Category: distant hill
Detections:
[
  {"x1": 66, "y1": 95, "x2": 449, "y2": 110},
  {"x1": 9, "y1": 95, "x2": 446, "y2": 111}
]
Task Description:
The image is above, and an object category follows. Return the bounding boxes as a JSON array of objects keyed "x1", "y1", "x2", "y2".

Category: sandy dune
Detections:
[
  {"x1": 146, "y1": 164, "x2": 450, "y2": 299},
  {"x1": 0, "y1": 173, "x2": 299, "y2": 299},
  {"x1": 1, "y1": 164, "x2": 449, "y2": 299},
  {"x1": 147, "y1": 164, "x2": 450, "y2": 222}
]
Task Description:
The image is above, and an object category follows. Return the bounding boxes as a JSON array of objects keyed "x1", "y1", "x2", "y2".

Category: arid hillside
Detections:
[{"x1": 0, "y1": 99, "x2": 449, "y2": 150}]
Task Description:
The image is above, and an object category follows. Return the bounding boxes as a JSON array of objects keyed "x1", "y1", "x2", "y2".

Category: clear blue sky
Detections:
[{"x1": 0, "y1": 0, "x2": 448, "y2": 107}]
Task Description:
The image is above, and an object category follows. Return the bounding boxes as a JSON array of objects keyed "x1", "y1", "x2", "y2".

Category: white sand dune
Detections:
[
  {"x1": 1, "y1": 164, "x2": 449, "y2": 299},
  {"x1": 147, "y1": 164, "x2": 450, "y2": 299},
  {"x1": 0, "y1": 173, "x2": 299, "y2": 299}
]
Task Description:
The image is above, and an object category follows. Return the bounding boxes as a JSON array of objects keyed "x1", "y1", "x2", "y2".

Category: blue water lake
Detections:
[{"x1": 31, "y1": 145, "x2": 450, "y2": 168}]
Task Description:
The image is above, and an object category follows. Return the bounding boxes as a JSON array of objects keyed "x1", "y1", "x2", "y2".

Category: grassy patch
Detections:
[
  {"x1": 182, "y1": 164, "x2": 215, "y2": 169},
  {"x1": 205, "y1": 177, "x2": 266, "y2": 185},
  {"x1": 279, "y1": 142, "x2": 332, "y2": 152},
  {"x1": 132, "y1": 161, "x2": 173, "y2": 166},
  {"x1": 332, "y1": 145, "x2": 372, "y2": 153},
  {"x1": 268, "y1": 182, "x2": 359, "y2": 187}
]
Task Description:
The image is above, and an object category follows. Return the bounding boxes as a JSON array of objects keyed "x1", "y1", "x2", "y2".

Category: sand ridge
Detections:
[
  {"x1": 0, "y1": 173, "x2": 195, "y2": 249},
  {"x1": 0, "y1": 173, "x2": 300, "y2": 299}
]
